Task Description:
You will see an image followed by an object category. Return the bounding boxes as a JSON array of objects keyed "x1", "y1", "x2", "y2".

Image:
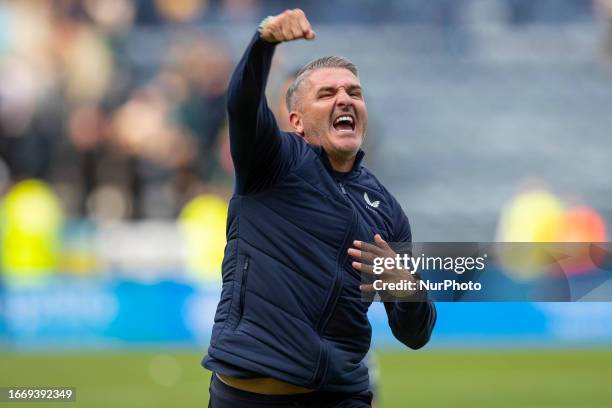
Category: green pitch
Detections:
[{"x1": 1, "y1": 349, "x2": 611, "y2": 407}]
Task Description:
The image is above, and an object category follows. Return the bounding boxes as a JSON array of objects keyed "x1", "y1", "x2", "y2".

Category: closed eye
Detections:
[{"x1": 317, "y1": 87, "x2": 335, "y2": 99}]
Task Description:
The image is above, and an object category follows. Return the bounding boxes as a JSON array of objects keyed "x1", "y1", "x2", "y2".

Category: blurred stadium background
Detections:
[{"x1": 1, "y1": 0, "x2": 612, "y2": 407}]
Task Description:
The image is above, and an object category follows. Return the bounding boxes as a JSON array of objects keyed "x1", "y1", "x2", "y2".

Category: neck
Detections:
[{"x1": 328, "y1": 153, "x2": 355, "y2": 173}]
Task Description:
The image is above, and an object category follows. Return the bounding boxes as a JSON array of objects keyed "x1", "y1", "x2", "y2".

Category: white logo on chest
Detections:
[{"x1": 363, "y1": 192, "x2": 380, "y2": 209}]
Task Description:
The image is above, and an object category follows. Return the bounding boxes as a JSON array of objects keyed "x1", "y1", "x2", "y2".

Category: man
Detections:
[
  {"x1": 274, "y1": 68, "x2": 381, "y2": 408},
  {"x1": 204, "y1": 9, "x2": 437, "y2": 407}
]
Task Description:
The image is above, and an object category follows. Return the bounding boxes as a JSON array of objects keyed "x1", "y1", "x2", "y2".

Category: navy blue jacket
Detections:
[{"x1": 203, "y1": 32, "x2": 436, "y2": 393}]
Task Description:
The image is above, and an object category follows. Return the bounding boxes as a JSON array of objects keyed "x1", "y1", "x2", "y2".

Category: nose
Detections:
[{"x1": 335, "y1": 88, "x2": 353, "y2": 108}]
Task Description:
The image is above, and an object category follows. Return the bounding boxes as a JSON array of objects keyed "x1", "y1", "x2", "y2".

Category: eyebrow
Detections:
[{"x1": 316, "y1": 84, "x2": 362, "y2": 94}]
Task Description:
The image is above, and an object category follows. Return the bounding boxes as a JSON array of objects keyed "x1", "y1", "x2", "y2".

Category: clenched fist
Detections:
[{"x1": 259, "y1": 9, "x2": 316, "y2": 43}]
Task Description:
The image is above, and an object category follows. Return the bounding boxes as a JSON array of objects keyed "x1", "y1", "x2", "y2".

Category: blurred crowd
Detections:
[
  {"x1": 0, "y1": 0, "x2": 237, "y2": 222},
  {"x1": 2, "y1": 0, "x2": 612, "y2": 222}
]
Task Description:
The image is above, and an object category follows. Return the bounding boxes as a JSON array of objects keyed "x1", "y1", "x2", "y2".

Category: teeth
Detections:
[{"x1": 334, "y1": 115, "x2": 354, "y2": 125}]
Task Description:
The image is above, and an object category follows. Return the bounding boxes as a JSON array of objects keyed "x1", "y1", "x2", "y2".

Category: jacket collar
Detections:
[{"x1": 314, "y1": 145, "x2": 365, "y2": 179}]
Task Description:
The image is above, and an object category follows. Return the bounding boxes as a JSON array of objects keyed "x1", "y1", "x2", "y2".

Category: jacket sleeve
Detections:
[
  {"x1": 227, "y1": 32, "x2": 297, "y2": 194},
  {"x1": 384, "y1": 198, "x2": 437, "y2": 349}
]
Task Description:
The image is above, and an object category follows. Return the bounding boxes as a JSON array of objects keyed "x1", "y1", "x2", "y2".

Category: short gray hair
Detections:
[{"x1": 285, "y1": 56, "x2": 358, "y2": 111}]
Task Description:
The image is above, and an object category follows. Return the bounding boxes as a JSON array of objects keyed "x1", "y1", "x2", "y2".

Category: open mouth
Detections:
[{"x1": 332, "y1": 114, "x2": 355, "y2": 132}]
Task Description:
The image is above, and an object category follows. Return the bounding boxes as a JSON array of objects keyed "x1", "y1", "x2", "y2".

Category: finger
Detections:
[
  {"x1": 352, "y1": 261, "x2": 374, "y2": 275},
  {"x1": 280, "y1": 22, "x2": 295, "y2": 41},
  {"x1": 294, "y1": 9, "x2": 315, "y2": 39},
  {"x1": 359, "y1": 284, "x2": 376, "y2": 294},
  {"x1": 347, "y1": 248, "x2": 376, "y2": 264},
  {"x1": 353, "y1": 240, "x2": 386, "y2": 257},
  {"x1": 288, "y1": 21, "x2": 303, "y2": 40},
  {"x1": 373, "y1": 234, "x2": 393, "y2": 251},
  {"x1": 287, "y1": 10, "x2": 306, "y2": 38},
  {"x1": 274, "y1": 11, "x2": 294, "y2": 41}
]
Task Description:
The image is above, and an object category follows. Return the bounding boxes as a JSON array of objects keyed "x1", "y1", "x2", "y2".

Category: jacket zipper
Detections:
[
  {"x1": 237, "y1": 257, "x2": 250, "y2": 322},
  {"x1": 317, "y1": 180, "x2": 352, "y2": 333},
  {"x1": 315, "y1": 211, "x2": 355, "y2": 335},
  {"x1": 312, "y1": 197, "x2": 357, "y2": 388}
]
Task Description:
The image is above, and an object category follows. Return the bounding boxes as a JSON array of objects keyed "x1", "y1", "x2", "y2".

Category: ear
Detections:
[{"x1": 289, "y1": 111, "x2": 305, "y2": 136}]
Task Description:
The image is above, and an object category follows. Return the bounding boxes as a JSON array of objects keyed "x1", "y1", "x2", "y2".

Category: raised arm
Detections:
[{"x1": 227, "y1": 9, "x2": 315, "y2": 194}]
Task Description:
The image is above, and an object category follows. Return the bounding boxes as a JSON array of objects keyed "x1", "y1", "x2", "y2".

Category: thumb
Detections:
[{"x1": 304, "y1": 29, "x2": 316, "y2": 40}]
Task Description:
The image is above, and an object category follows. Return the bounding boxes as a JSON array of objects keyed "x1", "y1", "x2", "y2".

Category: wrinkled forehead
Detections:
[{"x1": 303, "y1": 67, "x2": 361, "y2": 92}]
